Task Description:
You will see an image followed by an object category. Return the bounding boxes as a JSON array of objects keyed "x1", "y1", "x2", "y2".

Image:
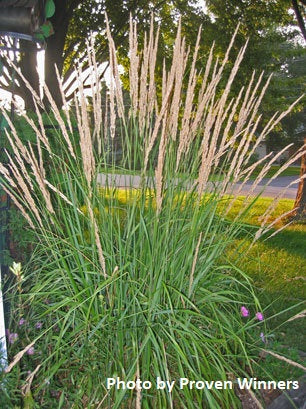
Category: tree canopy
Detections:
[
  {"x1": 0, "y1": 0, "x2": 305, "y2": 128},
  {"x1": 0, "y1": 0, "x2": 305, "y2": 215},
  {"x1": 0, "y1": 0, "x2": 204, "y2": 108}
]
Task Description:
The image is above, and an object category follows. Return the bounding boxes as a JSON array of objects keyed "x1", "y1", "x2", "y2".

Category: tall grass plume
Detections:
[{"x1": 0, "y1": 15, "x2": 303, "y2": 409}]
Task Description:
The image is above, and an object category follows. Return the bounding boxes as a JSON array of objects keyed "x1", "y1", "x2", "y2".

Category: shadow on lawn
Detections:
[
  {"x1": 233, "y1": 221, "x2": 306, "y2": 259},
  {"x1": 261, "y1": 228, "x2": 306, "y2": 258}
]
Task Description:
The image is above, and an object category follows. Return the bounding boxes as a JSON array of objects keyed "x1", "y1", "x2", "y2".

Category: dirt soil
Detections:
[{"x1": 236, "y1": 387, "x2": 282, "y2": 408}]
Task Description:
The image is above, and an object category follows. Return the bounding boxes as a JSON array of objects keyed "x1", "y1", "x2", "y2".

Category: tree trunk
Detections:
[
  {"x1": 17, "y1": 40, "x2": 40, "y2": 111},
  {"x1": 293, "y1": 137, "x2": 306, "y2": 220},
  {"x1": 291, "y1": 0, "x2": 306, "y2": 41},
  {"x1": 43, "y1": 0, "x2": 70, "y2": 109}
]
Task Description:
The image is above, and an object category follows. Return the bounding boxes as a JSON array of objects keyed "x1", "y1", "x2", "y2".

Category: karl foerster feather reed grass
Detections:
[{"x1": 0, "y1": 15, "x2": 304, "y2": 409}]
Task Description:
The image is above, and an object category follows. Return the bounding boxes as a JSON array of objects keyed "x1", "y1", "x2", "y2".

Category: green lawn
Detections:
[
  {"x1": 247, "y1": 165, "x2": 301, "y2": 180},
  {"x1": 225, "y1": 197, "x2": 305, "y2": 299},
  {"x1": 226, "y1": 197, "x2": 306, "y2": 380}
]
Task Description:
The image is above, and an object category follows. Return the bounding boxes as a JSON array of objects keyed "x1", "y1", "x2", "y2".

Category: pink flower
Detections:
[
  {"x1": 26, "y1": 347, "x2": 35, "y2": 355},
  {"x1": 241, "y1": 306, "x2": 249, "y2": 317},
  {"x1": 260, "y1": 332, "x2": 266, "y2": 343},
  {"x1": 35, "y1": 322, "x2": 43, "y2": 329},
  {"x1": 8, "y1": 332, "x2": 18, "y2": 344},
  {"x1": 256, "y1": 312, "x2": 264, "y2": 321},
  {"x1": 19, "y1": 318, "x2": 26, "y2": 326}
]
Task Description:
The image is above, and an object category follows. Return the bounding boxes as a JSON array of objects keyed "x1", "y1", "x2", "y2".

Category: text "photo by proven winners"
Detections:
[{"x1": 106, "y1": 377, "x2": 299, "y2": 392}]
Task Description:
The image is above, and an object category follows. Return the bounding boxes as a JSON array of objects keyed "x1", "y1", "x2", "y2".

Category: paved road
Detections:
[
  {"x1": 256, "y1": 176, "x2": 299, "y2": 188},
  {"x1": 97, "y1": 174, "x2": 300, "y2": 199},
  {"x1": 233, "y1": 176, "x2": 299, "y2": 199}
]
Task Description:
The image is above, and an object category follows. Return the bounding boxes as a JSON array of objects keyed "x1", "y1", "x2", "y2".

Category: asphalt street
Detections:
[
  {"x1": 97, "y1": 174, "x2": 300, "y2": 199},
  {"x1": 233, "y1": 176, "x2": 300, "y2": 199}
]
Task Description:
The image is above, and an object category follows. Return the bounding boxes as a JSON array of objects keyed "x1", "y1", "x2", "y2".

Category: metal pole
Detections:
[{"x1": 0, "y1": 36, "x2": 18, "y2": 374}]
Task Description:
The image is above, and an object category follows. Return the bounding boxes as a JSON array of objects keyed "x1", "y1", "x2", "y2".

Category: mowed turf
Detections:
[
  {"x1": 248, "y1": 165, "x2": 301, "y2": 179},
  {"x1": 226, "y1": 197, "x2": 305, "y2": 299},
  {"x1": 226, "y1": 196, "x2": 305, "y2": 372}
]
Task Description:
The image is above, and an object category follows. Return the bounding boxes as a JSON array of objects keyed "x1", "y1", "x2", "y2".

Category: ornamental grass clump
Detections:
[{"x1": 0, "y1": 16, "x2": 304, "y2": 409}]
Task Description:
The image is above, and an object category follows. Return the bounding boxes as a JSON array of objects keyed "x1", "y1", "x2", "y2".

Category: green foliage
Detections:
[
  {"x1": 6, "y1": 207, "x2": 36, "y2": 264},
  {"x1": 45, "y1": 0, "x2": 56, "y2": 18},
  {"x1": 3, "y1": 188, "x2": 264, "y2": 407},
  {"x1": 0, "y1": 103, "x2": 260, "y2": 408},
  {"x1": 3, "y1": 194, "x2": 305, "y2": 407},
  {"x1": 1, "y1": 24, "x2": 304, "y2": 407},
  {"x1": 63, "y1": 0, "x2": 204, "y2": 79}
]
